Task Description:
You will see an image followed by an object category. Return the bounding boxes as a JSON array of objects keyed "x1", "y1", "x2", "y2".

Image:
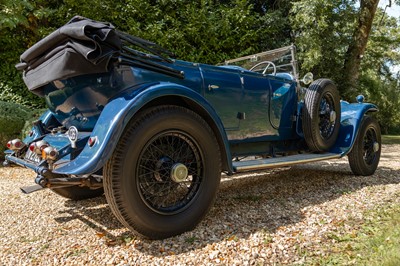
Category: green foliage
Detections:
[
  {"x1": 382, "y1": 135, "x2": 400, "y2": 145},
  {"x1": 360, "y1": 70, "x2": 400, "y2": 134},
  {"x1": 56, "y1": 0, "x2": 288, "y2": 64},
  {"x1": 0, "y1": 99, "x2": 44, "y2": 159},
  {"x1": 360, "y1": 10, "x2": 400, "y2": 134},
  {"x1": 0, "y1": 0, "x2": 291, "y2": 107},
  {"x1": 1, "y1": 0, "x2": 400, "y2": 132},
  {"x1": 0, "y1": 101, "x2": 31, "y2": 159},
  {"x1": 290, "y1": 0, "x2": 357, "y2": 80},
  {"x1": 0, "y1": 0, "x2": 54, "y2": 108},
  {"x1": 0, "y1": 81, "x2": 45, "y2": 107},
  {"x1": 291, "y1": 1, "x2": 400, "y2": 130}
]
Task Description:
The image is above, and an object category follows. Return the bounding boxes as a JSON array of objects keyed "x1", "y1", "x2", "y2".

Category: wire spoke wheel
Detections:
[
  {"x1": 348, "y1": 116, "x2": 381, "y2": 176},
  {"x1": 362, "y1": 127, "x2": 379, "y2": 165},
  {"x1": 137, "y1": 131, "x2": 203, "y2": 214},
  {"x1": 318, "y1": 93, "x2": 336, "y2": 140},
  {"x1": 104, "y1": 106, "x2": 221, "y2": 239}
]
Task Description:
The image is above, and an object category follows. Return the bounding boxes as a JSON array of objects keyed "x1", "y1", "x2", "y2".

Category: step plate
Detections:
[{"x1": 233, "y1": 153, "x2": 341, "y2": 172}]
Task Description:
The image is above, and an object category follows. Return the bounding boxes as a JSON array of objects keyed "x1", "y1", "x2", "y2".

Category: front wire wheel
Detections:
[
  {"x1": 348, "y1": 116, "x2": 381, "y2": 176},
  {"x1": 104, "y1": 106, "x2": 221, "y2": 239}
]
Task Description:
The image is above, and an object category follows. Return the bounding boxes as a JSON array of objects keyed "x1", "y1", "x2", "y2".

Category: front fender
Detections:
[
  {"x1": 53, "y1": 82, "x2": 231, "y2": 175},
  {"x1": 330, "y1": 100, "x2": 378, "y2": 155}
]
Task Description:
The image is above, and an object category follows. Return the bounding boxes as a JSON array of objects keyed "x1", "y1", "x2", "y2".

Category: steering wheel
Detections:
[{"x1": 249, "y1": 61, "x2": 277, "y2": 75}]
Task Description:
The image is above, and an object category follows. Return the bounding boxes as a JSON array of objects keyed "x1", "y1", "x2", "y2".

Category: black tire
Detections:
[
  {"x1": 302, "y1": 78, "x2": 341, "y2": 151},
  {"x1": 104, "y1": 105, "x2": 221, "y2": 239},
  {"x1": 348, "y1": 116, "x2": 381, "y2": 176},
  {"x1": 51, "y1": 186, "x2": 104, "y2": 200}
]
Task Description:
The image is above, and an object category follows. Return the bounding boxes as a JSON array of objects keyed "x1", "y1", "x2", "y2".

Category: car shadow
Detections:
[
  {"x1": 54, "y1": 159, "x2": 400, "y2": 256},
  {"x1": 54, "y1": 196, "x2": 125, "y2": 239}
]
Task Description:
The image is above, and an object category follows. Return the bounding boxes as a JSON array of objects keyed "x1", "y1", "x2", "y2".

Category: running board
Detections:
[{"x1": 232, "y1": 153, "x2": 341, "y2": 172}]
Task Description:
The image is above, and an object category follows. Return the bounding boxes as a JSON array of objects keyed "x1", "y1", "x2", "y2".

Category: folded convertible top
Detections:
[
  {"x1": 16, "y1": 16, "x2": 182, "y2": 96},
  {"x1": 16, "y1": 16, "x2": 121, "y2": 95}
]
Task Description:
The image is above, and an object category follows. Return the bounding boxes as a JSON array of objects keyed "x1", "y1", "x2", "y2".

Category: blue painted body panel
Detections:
[
  {"x1": 5, "y1": 55, "x2": 379, "y2": 176},
  {"x1": 52, "y1": 82, "x2": 231, "y2": 175},
  {"x1": 330, "y1": 101, "x2": 378, "y2": 155},
  {"x1": 23, "y1": 111, "x2": 56, "y2": 143}
]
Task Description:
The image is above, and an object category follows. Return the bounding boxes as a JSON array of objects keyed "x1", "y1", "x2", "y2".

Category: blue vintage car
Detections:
[{"x1": 4, "y1": 16, "x2": 381, "y2": 239}]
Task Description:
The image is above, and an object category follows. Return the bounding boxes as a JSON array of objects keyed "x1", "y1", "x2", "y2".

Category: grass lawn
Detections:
[
  {"x1": 382, "y1": 135, "x2": 400, "y2": 145},
  {"x1": 314, "y1": 203, "x2": 400, "y2": 265},
  {"x1": 352, "y1": 204, "x2": 400, "y2": 266},
  {"x1": 311, "y1": 136, "x2": 400, "y2": 265}
]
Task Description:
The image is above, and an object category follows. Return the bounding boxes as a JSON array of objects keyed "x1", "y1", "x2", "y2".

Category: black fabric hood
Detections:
[{"x1": 16, "y1": 16, "x2": 122, "y2": 96}]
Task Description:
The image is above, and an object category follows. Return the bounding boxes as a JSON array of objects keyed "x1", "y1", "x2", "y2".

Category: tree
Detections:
[
  {"x1": 2, "y1": 0, "x2": 399, "y2": 135},
  {"x1": 359, "y1": 8, "x2": 400, "y2": 133},
  {"x1": 0, "y1": 0, "x2": 56, "y2": 107},
  {"x1": 342, "y1": 0, "x2": 381, "y2": 99},
  {"x1": 290, "y1": 0, "x2": 357, "y2": 83}
]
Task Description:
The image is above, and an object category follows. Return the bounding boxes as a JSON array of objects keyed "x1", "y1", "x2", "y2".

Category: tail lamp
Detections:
[
  {"x1": 42, "y1": 146, "x2": 59, "y2": 161},
  {"x1": 88, "y1": 136, "x2": 97, "y2": 147},
  {"x1": 29, "y1": 140, "x2": 49, "y2": 155},
  {"x1": 6, "y1": 139, "x2": 25, "y2": 151}
]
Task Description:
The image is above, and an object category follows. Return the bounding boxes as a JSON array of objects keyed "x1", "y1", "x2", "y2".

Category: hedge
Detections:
[{"x1": 0, "y1": 101, "x2": 44, "y2": 160}]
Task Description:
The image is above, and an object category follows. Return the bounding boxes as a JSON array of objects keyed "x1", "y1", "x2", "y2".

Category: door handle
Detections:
[{"x1": 208, "y1": 84, "x2": 219, "y2": 91}]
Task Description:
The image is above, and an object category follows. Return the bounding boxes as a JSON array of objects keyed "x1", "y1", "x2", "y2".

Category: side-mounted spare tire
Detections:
[{"x1": 302, "y1": 79, "x2": 341, "y2": 152}]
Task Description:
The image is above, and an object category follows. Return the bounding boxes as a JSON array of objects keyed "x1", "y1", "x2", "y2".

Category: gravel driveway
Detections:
[{"x1": 1, "y1": 144, "x2": 399, "y2": 265}]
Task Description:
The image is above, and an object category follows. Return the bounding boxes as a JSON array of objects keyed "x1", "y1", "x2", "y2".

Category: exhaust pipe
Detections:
[{"x1": 19, "y1": 175, "x2": 103, "y2": 194}]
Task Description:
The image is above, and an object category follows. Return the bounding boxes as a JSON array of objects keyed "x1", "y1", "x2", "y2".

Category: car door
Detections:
[
  {"x1": 202, "y1": 65, "x2": 273, "y2": 141},
  {"x1": 236, "y1": 71, "x2": 275, "y2": 140},
  {"x1": 201, "y1": 64, "x2": 243, "y2": 134},
  {"x1": 269, "y1": 75, "x2": 297, "y2": 132}
]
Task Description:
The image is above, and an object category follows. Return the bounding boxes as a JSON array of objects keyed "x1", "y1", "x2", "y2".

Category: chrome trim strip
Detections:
[{"x1": 233, "y1": 153, "x2": 341, "y2": 172}]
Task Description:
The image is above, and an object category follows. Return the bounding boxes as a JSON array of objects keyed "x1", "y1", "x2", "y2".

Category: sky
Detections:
[{"x1": 379, "y1": 0, "x2": 400, "y2": 18}]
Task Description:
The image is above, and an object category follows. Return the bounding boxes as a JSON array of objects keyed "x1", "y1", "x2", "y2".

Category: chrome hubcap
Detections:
[
  {"x1": 373, "y1": 142, "x2": 380, "y2": 153},
  {"x1": 170, "y1": 163, "x2": 188, "y2": 183},
  {"x1": 330, "y1": 110, "x2": 336, "y2": 123}
]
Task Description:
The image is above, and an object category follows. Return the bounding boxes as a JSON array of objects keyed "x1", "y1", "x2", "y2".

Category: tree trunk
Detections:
[{"x1": 341, "y1": 0, "x2": 380, "y2": 99}]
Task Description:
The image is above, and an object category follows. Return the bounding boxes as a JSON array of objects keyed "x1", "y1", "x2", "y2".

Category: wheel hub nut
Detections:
[
  {"x1": 170, "y1": 163, "x2": 188, "y2": 183},
  {"x1": 373, "y1": 142, "x2": 380, "y2": 153}
]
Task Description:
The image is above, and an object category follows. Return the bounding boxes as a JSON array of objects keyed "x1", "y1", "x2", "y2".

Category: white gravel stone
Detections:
[{"x1": 1, "y1": 144, "x2": 399, "y2": 265}]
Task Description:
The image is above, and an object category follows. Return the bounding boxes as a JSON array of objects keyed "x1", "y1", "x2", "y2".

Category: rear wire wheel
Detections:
[
  {"x1": 348, "y1": 116, "x2": 381, "y2": 176},
  {"x1": 104, "y1": 105, "x2": 221, "y2": 239},
  {"x1": 302, "y1": 79, "x2": 341, "y2": 151}
]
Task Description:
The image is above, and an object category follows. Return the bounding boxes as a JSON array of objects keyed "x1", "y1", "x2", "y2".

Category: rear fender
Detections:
[
  {"x1": 53, "y1": 82, "x2": 232, "y2": 175},
  {"x1": 330, "y1": 100, "x2": 378, "y2": 155}
]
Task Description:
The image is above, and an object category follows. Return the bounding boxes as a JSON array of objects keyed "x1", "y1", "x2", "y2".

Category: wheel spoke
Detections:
[
  {"x1": 361, "y1": 127, "x2": 378, "y2": 165},
  {"x1": 318, "y1": 93, "x2": 336, "y2": 140},
  {"x1": 137, "y1": 130, "x2": 204, "y2": 214}
]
